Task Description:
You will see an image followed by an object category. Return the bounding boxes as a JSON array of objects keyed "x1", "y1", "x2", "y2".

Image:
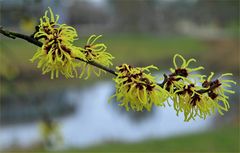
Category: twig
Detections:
[
  {"x1": 0, "y1": 26, "x2": 43, "y2": 47},
  {"x1": 0, "y1": 27, "x2": 211, "y2": 95}
]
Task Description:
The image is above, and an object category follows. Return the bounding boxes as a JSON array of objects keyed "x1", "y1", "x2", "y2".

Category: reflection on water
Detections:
[{"x1": 0, "y1": 81, "x2": 214, "y2": 150}]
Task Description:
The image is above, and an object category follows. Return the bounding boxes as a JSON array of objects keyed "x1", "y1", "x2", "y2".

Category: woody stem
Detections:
[{"x1": 1, "y1": 26, "x2": 210, "y2": 96}]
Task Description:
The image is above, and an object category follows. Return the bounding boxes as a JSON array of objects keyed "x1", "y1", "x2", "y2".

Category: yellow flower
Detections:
[
  {"x1": 170, "y1": 54, "x2": 204, "y2": 78},
  {"x1": 111, "y1": 64, "x2": 169, "y2": 111},
  {"x1": 201, "y1": 72, "x2": 236, "y2": 115},
  {"x1": 31, "y1": 43, "x2": 84, "y2": 79},
  {"x1": 172, "y1": 72, "x2": 236, "y2": 122},
  {"x1": 34, "y1": 7, "x2": 77, "y2": 42},
  {"x1": 172, "y1": 84, "x2": 212, "y2": 121},
  {"x1": 164, "y1": 54, "x2": 204, "y2": 95},
  {"x1": 31, "y1": 7, "x2": 85, "y2": 79},
  {"x1": 80, "y1": 35, "x2": 114, "y2": 79}
]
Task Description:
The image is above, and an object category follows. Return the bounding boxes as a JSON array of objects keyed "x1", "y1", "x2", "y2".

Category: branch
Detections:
[
  {"x1": 0, "y1": 26, "x2": 43, "y2": 47},
  {"x1": 0, "y1": 27, "x2": 211, "y2": 95},
  {"x1": 0, "y1": 27, "x2": 117, "y2": 76}
]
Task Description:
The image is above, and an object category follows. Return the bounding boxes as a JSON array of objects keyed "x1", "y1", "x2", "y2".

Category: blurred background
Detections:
[{"x1": 0, "y1": 0, "x2": 239, "y2": 152}]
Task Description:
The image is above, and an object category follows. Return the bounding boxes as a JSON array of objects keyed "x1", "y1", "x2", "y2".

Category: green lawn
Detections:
[
  {"x1": 73, "y1": 125, "x2": 239, "y2": 153},
  {"x1": 8, "y1": 125, "x2": 239, "y2": 153}
]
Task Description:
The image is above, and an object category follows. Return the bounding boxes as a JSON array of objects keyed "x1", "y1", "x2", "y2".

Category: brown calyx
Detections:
[{"x1": 201, "y1": 79, "x2": 221, "y2": 100}]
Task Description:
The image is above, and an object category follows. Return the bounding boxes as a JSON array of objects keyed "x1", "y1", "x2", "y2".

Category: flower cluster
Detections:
[
  {"x1": 112, "y1": 64, "x2": 169, "y2": 111},
  {"x1": 31, "y1": 7, "x2": 113, "y2": 79},
  {"x1": 163, "y1": 54, "x2": 236, "y2": 121},
  {"x1": 30, "y1": 7, "x2": 83, "y2": 79},
  {"x1": 110, "y1": 54, "x2": 236, "y2": 122}
]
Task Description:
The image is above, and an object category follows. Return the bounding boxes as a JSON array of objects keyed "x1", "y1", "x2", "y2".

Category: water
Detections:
[{"x1": 0, "y1": 81, "x2": 213, "y2": 150}]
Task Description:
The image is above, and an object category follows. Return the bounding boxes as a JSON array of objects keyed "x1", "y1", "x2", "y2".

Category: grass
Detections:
[
  {"x1": 8, "y1": 125, "x2": 239, "y2": 153},
  {"x1": 73, "y1": 125, "x2": 239, "y2": 153}
]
